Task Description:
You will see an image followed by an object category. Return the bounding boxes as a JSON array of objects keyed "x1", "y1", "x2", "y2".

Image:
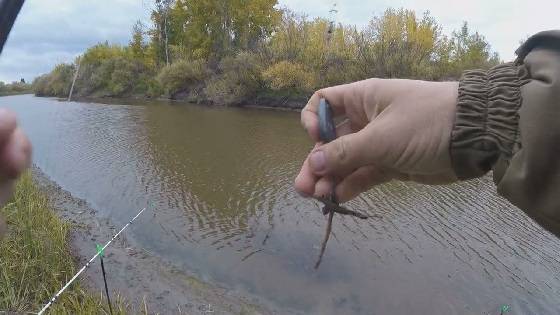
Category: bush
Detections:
[
  {"x1": 205, "y1": 52, "x2": 264, "y2": 105},
  {"x1": 47, "y1": 63, "x2": 74, "y2": 97},
  {"x1": 262, "y1": 60, "x2": 316, "y2": 94},
  {"x1": 35, "y1": 53, "x2": 155, "y2": 98},
  {"x1": 78, "y1": 58, "x2": 155, "y2": 98},
  {"x1": 81, "y1": 42, "x2": 127, "y2": 66},
  {"x1": 32, "y1": 75, "x2": 49, "y2": 96},
  {"x1": 146, "y1": 79, "x2": 164, "y2": 98},
  {"x1": 32, "y1": 63, "x2": 74, "y2": 97},
  {"x1": 156, "y1": 59, "x2": 209, "y2": 97},
  {"x1": 107, "y1": 57, "x2": 152, "y2": 96},
  {"x1": 205, "y1": 78, "x2": 243, "y2": 105}
]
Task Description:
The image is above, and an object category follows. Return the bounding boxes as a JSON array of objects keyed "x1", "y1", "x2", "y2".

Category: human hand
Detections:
[
  {"x1": 0, "y1": 108, "x2": 32, "y2": 237},
  {"x1": 295, "y1": 78, "x2": 459, "y2": 203}
]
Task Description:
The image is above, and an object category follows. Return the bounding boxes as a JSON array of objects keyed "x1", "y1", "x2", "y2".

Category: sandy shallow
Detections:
[{"x1": 32, "y1": 165, "x2": 275, "y2": 315}]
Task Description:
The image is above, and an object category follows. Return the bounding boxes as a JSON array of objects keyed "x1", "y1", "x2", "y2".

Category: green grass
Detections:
[{"x1": 0, "y1": 172, "x2": 136, "y2": 314}]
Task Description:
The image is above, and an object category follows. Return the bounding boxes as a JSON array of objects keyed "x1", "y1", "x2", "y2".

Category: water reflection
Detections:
[{"x1": 3, "y1": 94, "x2": 560, "y2": 314}]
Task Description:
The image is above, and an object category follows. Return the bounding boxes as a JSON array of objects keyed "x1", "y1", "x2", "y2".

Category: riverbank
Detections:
[
  {"x1": 0, "y1": 171, "x2": 123, "y2": 314},
  {"x1": 0, "y1": 167, "x2": 275, "y2": 314},
  {"x1": 61, "y1": 93, "x2": 306, "y2": 112},
  {"x1": 30, "y1": 166, "x2": 273, "y2": 315},
  {"x1": 0, "y1": 90, "x2": 33, "y2": 97}
]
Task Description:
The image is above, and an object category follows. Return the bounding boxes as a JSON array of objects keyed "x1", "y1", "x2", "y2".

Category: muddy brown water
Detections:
[{"x1": 2, "y1": 94, "x2": 560, "y2": 314}]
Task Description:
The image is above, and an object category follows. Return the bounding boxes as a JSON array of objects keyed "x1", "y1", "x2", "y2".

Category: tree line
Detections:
[
  {"x1": 33, "y1": 1, "x2": 500, "y2": 108},
  {"x1": 0, "y1": 80, "x2": 31, "y2": 96}
]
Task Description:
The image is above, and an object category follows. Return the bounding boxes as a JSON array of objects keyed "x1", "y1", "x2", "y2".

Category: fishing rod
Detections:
[
  {"x1": 37, "y1": 206, "x2": 147, "y2": 315},
  {"x1": 0, "y1": 0, "x2": 25, "y2": 55},
  {"x1": 327, "y1": 2, "x2": 338, "y2": 36}
]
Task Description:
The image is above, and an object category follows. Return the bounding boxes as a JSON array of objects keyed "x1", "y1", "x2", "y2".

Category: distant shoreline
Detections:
[{"x1": 0, "y1": 90, "x2": 33, "y2": 96}]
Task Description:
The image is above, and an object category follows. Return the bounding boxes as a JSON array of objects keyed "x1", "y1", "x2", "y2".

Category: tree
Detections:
[
  {"x1": 450, "y1": 22, "x2": 499, "y2": 74},
  {"x1": 149, "y1": 0, "x2": 173, "y2": 66},
  {"x1": 130, "y1": 20, "x2": 147, "y2": 61},
  {"x1": 365, "y1": 8, "x2": 442, "y2": 78},
  {"x1": 167, "y1": 0, "x2": 280, "y2": 61},
  {"x1": 36, "y1": 5, "x2": 503, "y2": 103}
]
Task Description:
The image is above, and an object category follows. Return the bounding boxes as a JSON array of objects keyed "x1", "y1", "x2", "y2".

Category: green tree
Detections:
[
  {"x1": 149, "y1": 0, "x2": 174, "y2": 66},
  {"x1": 364, "y1": 8, "x2": 443, "y2": 78},
  {"x1": 168, "y1": 0, "x2": 280, "y2": 61},
  {"x1": 130, "y1": 20, "x2": 147, "y2": 61},
  {"x1": 450, "y1": 22, "x2": 500, "y2": 75}
]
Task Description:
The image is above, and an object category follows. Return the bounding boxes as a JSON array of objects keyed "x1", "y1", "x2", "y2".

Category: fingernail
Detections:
[{"x1": 310, "y1": 150, "x2": 326, "y2": 173}]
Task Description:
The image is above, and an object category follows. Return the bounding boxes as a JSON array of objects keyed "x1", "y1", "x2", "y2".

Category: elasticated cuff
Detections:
[{"x1": 450, "y1": 63, "x2": 523, "y2": 180}]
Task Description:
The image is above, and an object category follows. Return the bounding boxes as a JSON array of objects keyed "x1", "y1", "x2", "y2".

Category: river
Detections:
[{"x1": 2, "y1": 94, "x2": 560, "y2": 314}]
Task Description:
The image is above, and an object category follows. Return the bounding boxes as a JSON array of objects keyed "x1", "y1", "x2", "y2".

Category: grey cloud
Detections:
[{"x1": 0, "y1": 0, "x2": 151, "y2": 82}]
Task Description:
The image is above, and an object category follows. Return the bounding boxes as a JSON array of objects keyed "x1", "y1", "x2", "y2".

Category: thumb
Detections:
[{"x1": 309, "y1": 126, "x2": 382, "y2": 177}]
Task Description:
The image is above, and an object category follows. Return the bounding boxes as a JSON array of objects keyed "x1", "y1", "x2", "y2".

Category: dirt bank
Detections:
[
  {"x1": 63, "y1": 93, "x2": 307, "y2": 111},
  {"x1": 32, "y1": 166, "x2": 275, "y2": 315}
]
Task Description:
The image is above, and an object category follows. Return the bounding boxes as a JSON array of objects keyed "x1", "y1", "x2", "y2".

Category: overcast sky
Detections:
[{"x1": 0, "y1": 0, "x2": 558, "y2": 83}]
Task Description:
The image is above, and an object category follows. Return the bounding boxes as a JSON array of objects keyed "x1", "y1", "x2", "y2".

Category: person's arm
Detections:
[
  {"x1": 451, "y1": 30, "x2": 560, "y2": 237},
  {"x1": 296, "y1": 30, "x2": 560, "y2": 238}
]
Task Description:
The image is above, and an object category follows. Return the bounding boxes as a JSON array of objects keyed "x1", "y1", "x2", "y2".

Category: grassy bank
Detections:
[{"x1": 0, "y1": 172, "x2": 130, "y2": 314}]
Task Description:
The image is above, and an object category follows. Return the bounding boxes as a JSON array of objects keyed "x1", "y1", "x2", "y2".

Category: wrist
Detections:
[{"x1": 450, "y1": 63, "x2": 524, "y2": 180}]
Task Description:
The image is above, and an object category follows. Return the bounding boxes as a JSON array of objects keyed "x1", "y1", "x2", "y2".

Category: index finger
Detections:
[{"x1": 300, "y1": 85, "x2": 349, "y2": 142}]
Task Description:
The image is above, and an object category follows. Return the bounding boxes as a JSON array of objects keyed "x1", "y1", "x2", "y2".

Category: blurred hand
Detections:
[
  {"x1": 0, "y1": 108, "x2": 32, "y2": 237},
  {"x1": 295, "y1": 78, "x2": 459, "y2": 203}
]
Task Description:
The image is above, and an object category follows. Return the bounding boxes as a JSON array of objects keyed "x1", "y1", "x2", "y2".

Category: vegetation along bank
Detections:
[
  {"x1": 32, "y1": 2, "x2": 500, "y2": 109},
  {"x1": 0, "y1": 172, "x2": 129, "y2": 314}
]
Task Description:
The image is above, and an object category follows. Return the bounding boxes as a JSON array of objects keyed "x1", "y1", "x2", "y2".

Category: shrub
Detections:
[
  {"x1": 32, "y1": 63, "x2": 74, "y2": 97},
  {"x1": 156, "y1": 59, "x2": 209, "y2": 97},
  {"x1": 47, "y1": 63, "x2": 75, "y2": 97},
  {"x1": 32, "y1": 75, "x2": 49, "y2": 96},
  {"x1": 146, "y1": 79, "x2": 163, "y2": 98},
  {"x1": 81, "y1": 42, "x2": 127, "y2": 66},
  {"x1": 262, "y1": 60, "x2": 316, "y2": 94},
  {"x1": 73, "y1": 53, "x2": 154, "y2": 97},
  {"x1": 205, "y1": 52, "x2": 264, "y2": 105},
  {"x1": 107, "y1": 57, "x2": 152, "y2": 96}
]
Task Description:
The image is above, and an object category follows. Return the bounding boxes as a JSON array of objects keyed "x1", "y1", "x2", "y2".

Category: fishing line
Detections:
[
  {"x1": 37, "y1": 206, "x2": 147, "y2": 315},
  {"x1": 96, "y1": 244, "x2": 114, "y2": 315}
]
